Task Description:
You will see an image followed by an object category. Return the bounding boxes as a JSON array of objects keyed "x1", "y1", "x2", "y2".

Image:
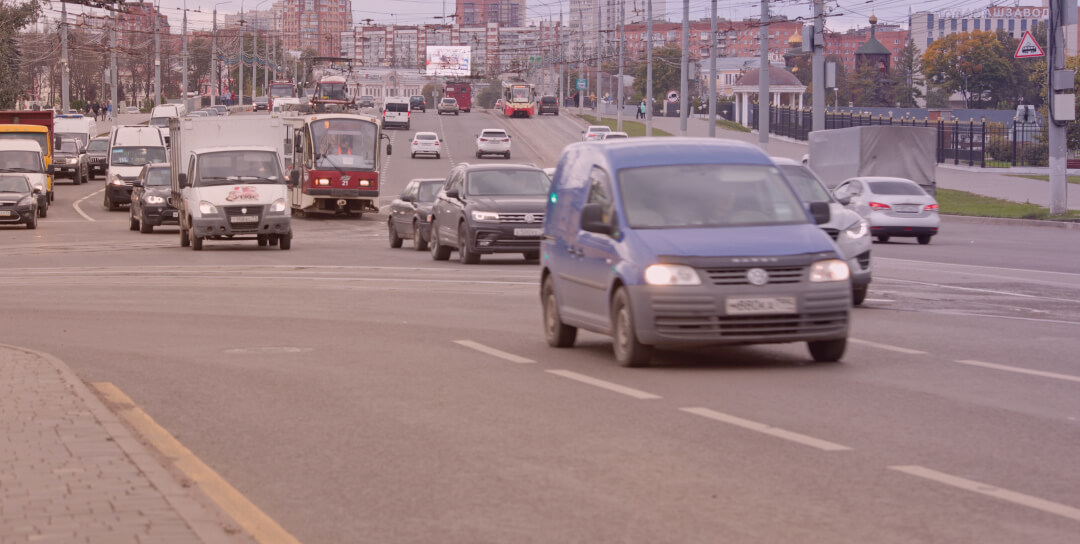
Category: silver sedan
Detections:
[{"x1": 833, "y1": 176, "x2": 940, "y2": 244}]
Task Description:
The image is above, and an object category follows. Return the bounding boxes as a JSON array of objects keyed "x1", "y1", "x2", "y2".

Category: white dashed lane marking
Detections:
[
  {"x1": 454, "y1": 340, "x2": 536, "y2": 364},
  {"x1": 546, "y1": 370, "x2": 661, "y2": 400},
  {"x1": 680, "y1": 407, "x2": 852, "y2": 452}
]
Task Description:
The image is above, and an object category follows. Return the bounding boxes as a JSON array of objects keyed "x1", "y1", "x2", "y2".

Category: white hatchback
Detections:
[
  {"x1": 410, "y1": 132, "x2": 441, "y2": 159},
  {"x1": 475, "y1": 129, "x2": 511, "y2": 159},
  {"x1": 581, "y1": 125, "x2": 611, "y2": 141}
]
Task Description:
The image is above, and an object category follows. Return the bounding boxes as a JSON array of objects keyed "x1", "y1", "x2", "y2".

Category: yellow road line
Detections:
[{"x1": 92, "y1": 382, "x2": 303, "y2": 544}]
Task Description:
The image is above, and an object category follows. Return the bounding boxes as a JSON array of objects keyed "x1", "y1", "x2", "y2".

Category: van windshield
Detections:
[
  {"x1": 149, "y1": 117, "x2": 170, "y2": 127},
  {"x1": 0, "y1": 132, "x2": 48, "y2": 154},
  {"x1": 0, "y1": 151, "x2": 43, "y2": 172},
  {"x1": 618, "y1": 164, "x2": 806, "y2": 229},
  {"x1": 111, "y1": 147, "x2": 167, "y2": 166},
  {"x1": 777, "y1": 165, "x2": 833, "y2": 203},
  {"x1": 196, "y1": 151, "x2": 281, "y2": 185}
]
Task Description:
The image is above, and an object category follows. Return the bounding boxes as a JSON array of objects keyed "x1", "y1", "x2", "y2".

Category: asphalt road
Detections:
[{"x1": 1, "y1": 108, "x2": 1079, "y2": 543}]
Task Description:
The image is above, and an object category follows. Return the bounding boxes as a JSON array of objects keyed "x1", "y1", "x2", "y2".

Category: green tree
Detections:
[
  {"x1": 1, "y1": 0, "x2": 41, "y2": 108},
  {"x1": 847, "y1": 62, "x2": 894, "y2": 107},
  {"x1": 893, "y1": 40, "x2": 924, "y2": 107},
  {"x1": 632, "y1": 46, "x2": 681, "y2": 101},
  {"x1": 921, "y1": 30, "x2": 1012, "y2": 108}
]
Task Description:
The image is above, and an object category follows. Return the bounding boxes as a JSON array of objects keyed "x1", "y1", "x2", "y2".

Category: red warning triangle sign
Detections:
[{"x1": 1015, "y1": 31, "x2": 1045, "y2": 58}]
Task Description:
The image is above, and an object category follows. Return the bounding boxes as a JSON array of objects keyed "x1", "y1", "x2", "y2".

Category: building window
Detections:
[
  {"x1": 973, "y1": 19, "x2": 980, "y2": 31},
  {"x1": 997, "y1": 19, "x2": 1004, "y2": 30},
  {"x1": 941, "y1": 19, "x2": 946, "y2": 32},
  {"x1": 961, "y1": 19, "x2": 967, "y2": 32},
  {"x1": 1021, "y1": 19, "x2": 1027, "y2": 31},
  {"x1": 928, "y1": 14, "x2": 934, "y2": 29},
  {"x1": 1009, "y1": 19, "x2": 1014, "y2": 31}
]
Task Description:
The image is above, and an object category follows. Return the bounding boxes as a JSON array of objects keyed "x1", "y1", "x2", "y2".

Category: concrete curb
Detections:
[
  {"x1": 0, "y1": 343, "x2": 249, "y2": 544},
  {"x1": 941, "y1": 214, "x2": 1080, "y2": 230}
]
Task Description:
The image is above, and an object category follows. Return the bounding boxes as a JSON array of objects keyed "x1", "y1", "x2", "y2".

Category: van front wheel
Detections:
[
  {"x1": 611, "y1": 288, "x2": 652, "y2": 367},
  {"x1": 808, "y1": 339, "x2": 846, "y2": 363},
  {"x1": 543, "y1": 276, "x2": 577, "y2": 348}
]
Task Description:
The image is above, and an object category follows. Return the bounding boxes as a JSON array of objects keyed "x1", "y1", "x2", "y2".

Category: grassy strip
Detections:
[
  {"x1": 579, "y1": 115, "x2": 673, "y2": 137},
  {"x1": 716, "y1": 119, "x2": 751, "y2": 133},
  {"x1": 937, "y1": 188, "x2": 1080, "y2": 220},
  {"x1": 1007, "y1": 174, "x2": 1080, "y2": 185}
]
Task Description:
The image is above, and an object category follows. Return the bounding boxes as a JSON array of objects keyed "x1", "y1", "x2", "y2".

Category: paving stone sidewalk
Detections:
[{"x1": 0, "y1": 344, "x2": 239, "y2": 544}]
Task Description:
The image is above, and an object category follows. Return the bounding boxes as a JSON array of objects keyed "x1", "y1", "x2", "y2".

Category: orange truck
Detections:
[{"x1": 0, "y1": 110, "x2": 56, "y2": 203}]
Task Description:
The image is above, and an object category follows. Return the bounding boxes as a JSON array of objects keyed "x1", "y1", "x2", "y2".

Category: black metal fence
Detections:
[{"x1": 747, "y1": 106, "x2": 1049, "y2": 168}]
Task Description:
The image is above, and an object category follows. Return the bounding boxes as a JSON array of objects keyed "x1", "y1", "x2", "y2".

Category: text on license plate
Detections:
[
  {"x1": 229, "y1": 215, "x2": 259, "y2": 223},
  {"x1": 725, "y1": 296, "x2": 797, "y2": 315},
  {"x1": 894, "y1": 204, "x2": 920, "y2": 213},
  {"x1": 0, "y1": 211, "x2": 11, "y2": 217},
  {"x1": 514, "y1": 228, "x2": 543, "y2": 237}
]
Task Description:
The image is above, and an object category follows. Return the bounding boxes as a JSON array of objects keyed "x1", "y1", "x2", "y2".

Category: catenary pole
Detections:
[
  {"x1": 758, "y1": 0, "x2": 770, "y2": 146},
  {"x1": 597, "y1": 0, "x2": 603, "y2": 122},
  {"x1": 646, "y1": 0, "x2": 653, "y2": 135},
  {"x1": 182, "y1": 0, "x2": 189, "y2": 107},
  {"x1": 708, "y1": 0, "x2": 717, "y2": 137},
  {"x1": 617, "y1": 0, "x2": 624, "y2": 131},
  {"x1": 812, "y1": 0, "x2": 825, "y2": 131},
  {"x1": 679, "y1": 0, "x2": 688, "y2": 136},
  {"x1": 154, "y1": 1, "x2": 161, "y2": 106},
  {"x1": 61, "y1": 1, "x2": 70, "y2": 112},
  {"x1": 110, "y1": 9, "x2": 117, "y2": 120},
  {"x1": 1048, "y1": 0, "x2": 1069, "y2": 215}
]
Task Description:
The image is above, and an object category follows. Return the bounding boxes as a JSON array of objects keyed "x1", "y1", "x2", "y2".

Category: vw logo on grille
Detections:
[
  {"x1": 746, "y1": 268, "x2": 769, "y2": 286},
  {"x1": 241, "y1": 207, "x2": 248, "y2": 214},
  {"x1": 524, "y1": 214, "x2": 536, "y2": 223}
]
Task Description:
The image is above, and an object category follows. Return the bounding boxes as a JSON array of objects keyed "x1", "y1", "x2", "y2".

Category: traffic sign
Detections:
[
  {"x1": 576, "y1": 78, "x2": 587, "y2": 90},
  {"x1": 666, "y1": 90, "x2": 679, "y2": 103},
  {"x1": 1015, "y1": 31, "x2": 1045, "y2": 58}
]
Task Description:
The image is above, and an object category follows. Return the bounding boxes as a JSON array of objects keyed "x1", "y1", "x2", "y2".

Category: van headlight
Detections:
[
  {"x1": 110, "y1": 175, "x2": 125, "y2": 185},
  {"x1": 471, "y1": 211, "x2": 499, "y2": 222},
  {"x1": 269, "y1": 198, "x2": 288, "y2": 213},
  {"x1": 842, "y1": 218, "x2": 869, "y2": 240},
  {"x1": 644, "y1": 264, "x2": 702, "y2": 286},
  {"x1": 198, "y1": 201, "x2": 219, "y2": 215},
  {"x1": 809, "y1": 259, "x2": 850, "y2": 282}
]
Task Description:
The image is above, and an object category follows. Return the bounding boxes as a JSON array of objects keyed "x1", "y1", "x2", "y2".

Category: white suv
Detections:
[
  {"x1": 475, "y1": 129, "x2": 511, "y2": 159},
  {"x1": 410, "y1": 132, "x2": 441, "y2": 159},
  {"x1": 581, "y1": 125, "x2": 611, "y2": 141}
]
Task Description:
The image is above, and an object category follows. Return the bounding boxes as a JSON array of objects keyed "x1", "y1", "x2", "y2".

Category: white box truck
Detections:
[
  {"x1": 807, "y1": 125, "x2": 938, "y2": 196},
  {"x1": 168, "y1": 115, "x2": 298, "y2": 250}
]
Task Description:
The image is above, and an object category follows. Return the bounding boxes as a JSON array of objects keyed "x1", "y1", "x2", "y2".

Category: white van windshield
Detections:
[{"x1": 618, "y1": 164, "x2": 806, "y2": 229}]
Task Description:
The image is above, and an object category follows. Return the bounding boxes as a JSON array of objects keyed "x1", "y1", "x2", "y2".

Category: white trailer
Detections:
[{"x1": 807, "y1": 125, "x2": 938, "y2": 196}]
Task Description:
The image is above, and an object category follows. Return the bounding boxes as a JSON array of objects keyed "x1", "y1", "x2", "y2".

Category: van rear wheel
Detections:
[{"x1": 611, "y1": 288, "x2": 652, "y2": 367}]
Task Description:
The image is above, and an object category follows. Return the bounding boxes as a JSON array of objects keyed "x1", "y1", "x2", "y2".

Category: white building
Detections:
[{"x1": 909, "y1": 4, "x2": 1077, "y2": 56}]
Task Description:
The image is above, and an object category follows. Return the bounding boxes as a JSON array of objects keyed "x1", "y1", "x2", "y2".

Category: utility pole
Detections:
[
  {"x1": 812, "y1": 0, "x2": 825, "y2": 131},
  {"x1": 60, "y1": 1, "x2": 70, "y2": 113},
  {"x1": 596, "y1": 0, "x2": 603, "y2": 122},
  {"x1": 252, "y1": 17, "x2": 258, "y2": 104},
  {"x1": 110, "y1": 8, "x2": 117, "y2": 120},
  {"x1": 708, "y1": 0, "x2": 717, "y2": 137},
  {"x1": 617, "y1": 0, "x2": 624, "y2": 131},
  {"x1": 264, "y1": 19, "x2": 269, "y2": 93},
  {"x1": 758, "y1": 0, "x2": 769, "y2": 146},
  {"x1": 154, "y1": 1, "x2": 161, "y2": 107},
  {"x1": 239, "y1": 3, "x2": 245, "y2": 107},
  {"x1": 646, "y1": 0, "x2": 653, "y2": 136},
  {"x1": 182, "y1": 0, "x2": 189, "y2": 108},
  {"x1": 679, "y1": 0, "x2": 688, "y2": 136},
  {"x1": 1048, "y1": 0, "x2": 1075, "y2": 215},
  {"x1": 578, "y1": 5, "x2": 584, "y2": 116}
]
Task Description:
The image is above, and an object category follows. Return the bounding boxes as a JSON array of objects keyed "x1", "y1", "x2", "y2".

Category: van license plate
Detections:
[
  {"x1": 230, "y1": 215, "x2": 259, "y2": 223},
  {"x1": 514, "y1": 228, "x2": 543, "y2": 237},
  {"x1": 0, "y1": 211, "x2": 11, "y2": 217},
  {"x1": 725, "y1": 296, "x2": 797, "y2": 315}
]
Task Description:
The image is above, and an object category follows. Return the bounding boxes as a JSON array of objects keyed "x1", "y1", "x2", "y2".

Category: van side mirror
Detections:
[
  {"x1": 32, "y1": 187, "x2": 42, "y2": 195},
  {"x1": 46, "y1": 165, "x2": 55, "y2": 175},
  {"x1": 809, "y1": 201, "x2": 831, "y2": 225},
  {"x1": 386, "y1": 143, "x2": 392, "y2": 156},
  {"x1": 288, "y1": 170, "x2": 300, "y2": 187},
  {"x1": 581, "y1": 203, "x2": 615, "y2": 236},
  {"x1": 294, "y1": 138, "x2": 303, "y2": 153},
  {"x1": 178, "y1": 173, "x2": 189, "y2": 188}
]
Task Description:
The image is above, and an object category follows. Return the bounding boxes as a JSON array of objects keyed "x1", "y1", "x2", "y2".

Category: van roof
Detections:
[
  {"x1": 0, "y1": 139, "x2": 44, "y2": 152},
  {"x1": 574, "y1": 138, "x2": 772, "y2": 172}
]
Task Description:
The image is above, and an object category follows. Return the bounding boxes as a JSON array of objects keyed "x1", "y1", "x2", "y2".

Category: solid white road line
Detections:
[
  {"x1": 890, "y1": 465, "x2": 1080, "y2": 523},
  {"x1": 849, "y1": 338, "x2": 927, "y2": 355},
  {"x1": 955, "y1": 359, "x2": 1080, "y2": 385},
  {"x1": 72, "y1": 187, "x2": 105, "y2": 222},
  {"x1": 680, "y1": 407, "x2": 852, "y2": 452},
  {"x1": 546, "y1": 370, "x2": 662, "y2": 400},
  {"x1": 877, "y1": 277, "x2": 1080, "y2": 304},
  {"x1": 454, "y1": 340, "x2": 536, "y2": 364}
]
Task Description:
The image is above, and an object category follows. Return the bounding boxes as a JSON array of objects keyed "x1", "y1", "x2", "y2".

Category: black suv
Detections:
[
  {"x1": 409, "y1": 95, "x2": 426, "y2": 112},
  {"x1": 538, "y1": 95, "x2": 559, "y2": 115},
  {"x1": 429, "y1": 163, "x2": 550, "y2": 264},
  {"x1": 53, "y1": 138, "x2": 89, "y2": 185},
  {"x1": 86, "y1": 137, "x2": 109, "y2": 179}
]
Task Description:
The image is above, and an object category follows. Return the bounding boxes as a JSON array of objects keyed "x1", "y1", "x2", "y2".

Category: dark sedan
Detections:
[
  {"x1": 0, "y1": 174, "x2": 40, "y2": 229},
  {"x1": 254, "y1": 97, "x2": 269, "y2": 111},
  {"x1": 429, "y1": 163, "x2": 549, "y2": 264},
  {"x1": 86, "y1": 137, "x2": 109, "y2": 179},
  {"x1": 388, "y1": 178, "x2": 445, "y2": 251},
  {"x1": 129, "y1": 163, "x2": 178, "y2": 233},
  {"x1": 53, "y1": 138, "x2": 89, "y2": 185}
]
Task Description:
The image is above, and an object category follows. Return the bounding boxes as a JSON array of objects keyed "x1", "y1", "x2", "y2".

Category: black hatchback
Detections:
[
  {"x1": 0, "y1": 174, "x2": 40, "y2": 229},
  {"x1": 538, "y1": 95, "x2": 559, "y2": 115},
  {"x1": 129, "y1": 163, "x2": 178, "y2": 233}
]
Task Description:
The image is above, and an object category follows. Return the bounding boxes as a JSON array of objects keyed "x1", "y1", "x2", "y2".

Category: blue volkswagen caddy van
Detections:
[{"x1": 540, "y1": 138, "x2": 851, "y2": 367}]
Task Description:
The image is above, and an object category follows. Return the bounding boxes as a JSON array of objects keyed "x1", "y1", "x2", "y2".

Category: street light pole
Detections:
[
  {"x1": 679, "y1": 0, "x2": 688, "y2": 136},
  {"x1": 708, "y1": 0, "x2": 717, "y2": 137},
  {"x1": 211, "y1": 2, "x2": 231, "y2": 107},
  {"x1": 617, "y1": 0, "x2": 624, "y2": 132},
  {"x1": 646, "y1": 0, "x2": 653, "y2": 136},
  {"x1": 61, "y1": 0, "x2": 70, "y2": 112},
  {"x1": 154, "y1": 0, "x2": 161, "y2": 107},
  {"x1": 596, "y1": 0, "x2": 603, "y2": 122},
  {"x1": 239, "y1": 0, "x2": 245, "y2": 106},
  {"x1": 110, "y1": 8, "x2": 117, "y2": 120},
  {"x1": 758, "y1": 0, "x2": 770, "y2": 146},
  {"x1": 182, "y1": 0, "x2": 189, "y2": 108}
]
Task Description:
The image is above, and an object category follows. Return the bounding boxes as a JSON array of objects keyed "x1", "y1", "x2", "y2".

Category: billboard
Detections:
[{"x1": 426, "y1": 46, "x2": 471, "y2": 77}]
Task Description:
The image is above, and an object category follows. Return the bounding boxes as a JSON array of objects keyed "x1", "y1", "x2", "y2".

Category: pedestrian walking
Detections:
[
  {"x1": 638, "y1": 100, "x2": 646, "y2": 119},
  {"x1": 92, "y1": 102, "x2": 100, "y2": 120},
  {"x1": 106, "y1": 101, "x2": 112, "y2": 119}
]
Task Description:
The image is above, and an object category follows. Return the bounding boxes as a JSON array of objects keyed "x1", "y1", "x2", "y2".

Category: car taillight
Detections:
[
  {"x1": 503, "y1": 139, "x2": 509, "y2": 142},
  {"x1": 587, "y1": 133, "x2": 595, "y2": 138},
  {"x1": 434, "y1": 141, "x2": 439, "y2": 145},
  {"x1": 869, "y1": 202, "x2": 891, "y2": 211},
  {"x1": 413, "y1": 141, "x2": 418, "y2": 145},
  {"x1": 924, "y1": 203, "x2": 939, "y2": 212},
  {"x1": 479, "y1": 138, "x2": 488, "y2": 142}
]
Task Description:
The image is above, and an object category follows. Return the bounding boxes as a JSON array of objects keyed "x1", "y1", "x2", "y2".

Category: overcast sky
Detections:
[{"x1": 46, "y1": 0, "x2": 993, "y2": 34}]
